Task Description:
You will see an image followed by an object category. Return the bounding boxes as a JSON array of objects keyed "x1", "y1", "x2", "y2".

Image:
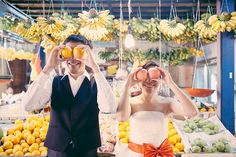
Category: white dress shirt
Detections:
[{"x1": 22, "y1": 70, "x2": 117, "y2": 113}]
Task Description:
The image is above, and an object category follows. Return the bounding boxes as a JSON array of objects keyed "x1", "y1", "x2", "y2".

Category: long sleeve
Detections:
[
  {"x1": 22, "y1": 72, "x2": 53, "y2": 111},
  {"x1": 93, "y1": 71, "x2": 117, "y2": 113}
]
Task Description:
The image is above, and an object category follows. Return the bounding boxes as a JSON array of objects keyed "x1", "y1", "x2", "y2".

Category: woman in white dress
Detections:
[{"x1": 116, "y1": 61, "x2": 198, "y2": 157}]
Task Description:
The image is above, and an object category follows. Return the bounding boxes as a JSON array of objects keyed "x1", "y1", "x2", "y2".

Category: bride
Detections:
[{"x1": 116, "y1": 61, "x2": 198, "y2": 157}]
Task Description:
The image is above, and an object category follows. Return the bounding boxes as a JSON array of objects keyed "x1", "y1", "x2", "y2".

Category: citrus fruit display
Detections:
[
  {"x1": 0, "y1": 115, "x2": 49, "y2": 156},
  {"x1": 168, "y1": 119, "x2": 185, "y2": 153},
  {"x1": 118, "y1": 120, "x2": 130, "y2": 144}
]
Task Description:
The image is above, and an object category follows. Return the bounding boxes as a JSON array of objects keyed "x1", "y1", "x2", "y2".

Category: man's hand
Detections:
[{"x1": 43, "y1": 45, "x2": 65, "y2": 74}]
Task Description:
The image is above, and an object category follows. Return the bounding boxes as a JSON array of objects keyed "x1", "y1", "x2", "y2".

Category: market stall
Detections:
[{"x1": 0, "y1": 0, "x2": 235, "y2": 156}]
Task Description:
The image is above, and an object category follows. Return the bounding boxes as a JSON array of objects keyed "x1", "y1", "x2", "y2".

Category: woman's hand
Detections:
[
  {"x1": 77, "y1": 45, "x2": 100, "y2": 73},
  {"x1": 43, "y1": 45, "x2": 66, "y2": 74},
  {"x1": 126, "y1": 67, "x2": 142, "y2": 88},
  {"x1": 157, "y1": 67, "x2": 174, "y2": 86}
]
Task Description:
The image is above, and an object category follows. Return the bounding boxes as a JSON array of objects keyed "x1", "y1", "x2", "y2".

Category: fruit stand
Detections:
[{"x1": 0, "y1": 0, "x2": 235, "y2": 156}]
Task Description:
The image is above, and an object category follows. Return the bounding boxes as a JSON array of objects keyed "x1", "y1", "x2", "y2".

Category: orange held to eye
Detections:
[
  {"x1": 60, "y1": 46, "x2": 72, "y2": 59},
  {"x1": 148, "y1": 67, "x2": 161, "y2": 80},
  {"x1": 73, "y1": 47, "x2": 85, "y2": 59},
  {"x1": 136, "y1": 69, "x2": 148, "y2": 81}
]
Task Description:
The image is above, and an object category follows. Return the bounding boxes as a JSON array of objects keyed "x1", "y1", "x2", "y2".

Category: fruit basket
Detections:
[{"x1": 184, "y1": 88, "x2": 215, "y2": 97}]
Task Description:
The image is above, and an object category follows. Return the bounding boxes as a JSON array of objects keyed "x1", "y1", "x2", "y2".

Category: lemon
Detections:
[
  {"x1": 33, "y1": 131, "x2": 40, "y2": 138},
  {"x1": 23, "y1": 147, "x2": 29, "y2": 153},
  {"x1": 173, "y1": 147, "x2": 180, "y2": 153},
  {"x1": 13, "y1": 145, "x2": 22, "y2": 154},
  {"x1": 175, "y1": 142, "x2": 184, "y2": 151},
  {"x1": 39, "y1": 142, "x2": 44, "y2": 147},
  {"x1": 119, "y1": 138, "x2": 129, "y2": 144},
  {"x1": 14, "y1": 150, "x2": 24, "y2": 156},
  {"x1": 32, "y1": 150, "x2": 41, "y2": 156},
  {"x1": 26, "y1": 135, "x2": 35, "y2": 145},
  {"x1": 173, "y1": 134, "x2": 181, "y2": 143},
  {"x1": 61, "y1": 46, "x2": 72, "y2": 59},
  {"x1": 14, "y1": 124, "x2": 23, "y2": 131},
  {"x1": 7, "y1": 128, "x2": 15, "y2": 135},
  {"x1": 41, "y1": 150, "x2": 47, "y2": 156},
  {"x1": 0, "y1": 147, "x2": 3, "y2": 152},
  {"x1": 21, "y1": 143, "x2": 29, "y2": 149},
  {"x1": 3, "y1": 141, "x2": 13, "y2": 149},
  {"x1": 118, "y1": 131, "x2": 126, "y2": 139},
  {"x1": 24, "y1": 152, "x2": 32, "y2": 156},
  {"x1": 0, "y1": 152, "x2": 7, "y2": 156},
  {"x1": 40, "y1": 133, "x2": 46, "y2": 141},
  {"x1": 168, "y1": 129, "x2": 177, "y2": 137},
  {"x1": 125, "y1": 126, "x2": 130, "y2": 132},
  {"x1": 36, "y1": 138, "x2": 42, "y2": 144},
  {"x1": 119, "y1": 126, "x2": 125, "y2": 132},
  {"x1": 168, "y1": 136, "x2": 177, "y2": 145},
  {"x1": 5, "y1": 149, "x2": 13, "y2": 155},
  {"x1": 15, "y1": 120, "x2": 23, "y2": 125},
  {"x1": 12, "y1": 136, "x2": 20, "y2": 145},
  {"x1": 39, "y1": 146, "x2": 48, "y2": 152}
]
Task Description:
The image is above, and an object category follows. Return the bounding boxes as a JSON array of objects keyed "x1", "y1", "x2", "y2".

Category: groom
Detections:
[{"x1": 22, "y1": 35, "x2": 117, "y2": 157}]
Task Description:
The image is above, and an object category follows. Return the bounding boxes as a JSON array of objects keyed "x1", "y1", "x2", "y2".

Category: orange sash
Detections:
[{"x1": 128, "y1": 139, "x2": 174, "y2": 157}]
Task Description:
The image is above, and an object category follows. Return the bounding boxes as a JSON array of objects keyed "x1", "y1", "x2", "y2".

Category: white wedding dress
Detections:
[{"x1": 115, "y1": 111, "x2": 168, "y2": 157}]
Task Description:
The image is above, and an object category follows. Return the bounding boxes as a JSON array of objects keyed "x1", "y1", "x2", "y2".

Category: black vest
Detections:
[{"x1": 44, "y1": 75, "x2": 101, "y2": 152}]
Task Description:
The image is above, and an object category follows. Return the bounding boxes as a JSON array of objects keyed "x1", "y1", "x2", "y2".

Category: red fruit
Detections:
[
  {"x1": 135, "y1": 69, "x2": 148, "y2": 81},
  {"x1": 148, "y1": 68, "x2": 161, "y2": 80}
]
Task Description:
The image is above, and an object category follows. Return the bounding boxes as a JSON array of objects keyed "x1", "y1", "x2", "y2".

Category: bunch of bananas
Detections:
[
  {"x1": 131, "y1": 17, "x2": 149, "y2": 39},
  {"x1": 189, "y1": 48, "x2": 205, "y2": 57},
  {"x1": 13, "y1": 21, "x2": 32, "y2": 39},
  {"x1": 78, "y1": 8, "x2": 114, "y2": 41},
  {"x1": 112, "y1": 19, "x2": 128, "y2": 39},
  {"x1": 33, "y1": 16, "x2": 65, "y2": 36},
  {"x1": 160, "y1": 19, "x2": 186, "y2": 39},
  {"x1": 40, "y1": 36, "x2": 58, "y2": 53},
  {"x1": 175, "y1": 19, "x2": 197, "y2": 44},
  {"x1": 52, "y1": 23, "x2": 78, "y2": 41},
  {"x1": 147, "y1": 18, "x2": 161, "y2": 42},
  {"x1": 208, "y1": 12, "x2": 236, "y2": 33},
  {"x1": 0, "y1": 15, "x2": 17, "y2": 31},
  {"x1": 194, "y1": 14, "x2": 217, "y2": 43}
]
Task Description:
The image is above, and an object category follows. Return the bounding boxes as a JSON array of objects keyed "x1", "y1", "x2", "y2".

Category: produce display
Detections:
[
  {"x1": 1, "y1": 10, "x2": 236, "y2": 50},
  {"x1": 0, "y1": 115, "x2": 49, "y2": 156},
  {"x1": 118, "y1": 120, "x2": 130, "y2": 144},
  {"x1": 0, "y1": 46, "x2": 35, "y2": 61},
  {"x1": 172, "y1": 115, "x2": 236, "y2": 153},
  {"x1": 190, "y1": 138, "x2": 232, "y2": 153},
  {"x1": 168, "y1": 119, "x2": 185, "y2": 153}
]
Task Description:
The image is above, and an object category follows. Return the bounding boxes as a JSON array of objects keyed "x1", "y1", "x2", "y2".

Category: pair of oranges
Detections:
[
  {"x1": 135, "y1": 67, "x2": 162, "y2": 82},
  {"x1": 60, "y1": 46, "x2": 86, "y2": 59}
]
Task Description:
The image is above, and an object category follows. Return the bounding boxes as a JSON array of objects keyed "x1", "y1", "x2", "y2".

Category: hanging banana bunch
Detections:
[
  {"x1": 112, "y1": 19, "x2": 128, "y2": 39},
  {"x1": 13, "y1": 20, "x2": 32, "y2": 39},
  {"x1": 176, "y1": 19, "x2": 197, "y2": 44},
  {"x1": 40, "y1": 35, "x2": 59, "y2": 53},
  {"x1": 33, "y1": 16, "x2": 65, "y2": 36},
  {"x1": 189, "y1": 47, "x2": 205, "y2": 57},
  {"x1": 208, "y1": 12, "x2": 236, "y2": 33},
  {"x1": 194, "y1": 13, "x2": 217, "y2": 43},
  {"x1": 147, "y1": 18, "x2": 161, "y2": 42},
  {"x1": 78, "y1": 8, "x2": 114, "y2": 41},
  {"x1": 131, "y1": 17, "x2": 149, "y2": 39},
  {"x1": 160, "y1": 18, "x2": 186, "y2": 39}
]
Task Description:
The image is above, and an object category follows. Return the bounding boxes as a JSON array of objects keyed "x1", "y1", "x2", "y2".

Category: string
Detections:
[
  {"x1": 61, "y1": 0, "x2": 65, "y2": 14},
  {"x1": 195, "y1": 0, "x2": 200, "y2": 22},
  {"x1": 81, "y1": 0, "x2": 84, "y2": 11},
  {"x1": 159, "y1": 0, "x2": 162, "y2": 67},
  {"x1": 90, "y1": 0, "x2": 97, "y2": 10},
  {"x1": 128, "y1": 0, "x2": 132, "y2": 22},
  {"x1": 138, "y1": 3, "x2": 142, "y2": 19},
  {"x1": 220, "y1": 0, "x2": 229, "y2": 13},
  {"x1": 42, "y1": 0, "x2": 45, "y2": 17}
]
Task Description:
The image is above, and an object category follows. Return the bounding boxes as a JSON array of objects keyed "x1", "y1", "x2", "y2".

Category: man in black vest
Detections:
[{"x1": 23, "y1": 35, "x2": 117, "y2": 157}]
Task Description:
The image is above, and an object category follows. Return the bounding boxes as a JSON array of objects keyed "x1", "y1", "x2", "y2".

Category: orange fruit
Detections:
[
  {"x1": 32, "y1": 150, "x2": 41, "y2": 156},
  {"x1": 26, "y1": 135, "x2": 35, "y2": 145},
  {"x1": 36, "y1": 138, "x2": 42, "y2": 144},
  {"x1": 24, "y1": 152, "x2": 32, "y2": 156},
  {"x1": 73, "y1": 47, "x2": 85, "y2": 59},
  {"x1": 41, "y1": 150, "x2": 47, "y2": 156},
  {"x1": 21, "y1": 143, "x2": 29, "y2": 149},
  {"x1": 39, "y1": 142, "x2": 44, "y2": 147},
  {"x1": 39, "y1": 146, "x2": 47, "y2": 152},
  {"x1": 5, "y1": 149, "x2": 13, "y2": 155},
  {"x1": 173, "y1": 147, "x2": 180, "y2": 153},
  {"x1": 40, "y1": 133, "x2": 46, "y2": 141},
  {"x1": 0, "y1": 152, "x2": 7, "y2": 156},
  {"x1": 13, "y1": 145, "x2": 22, "y2": 154},
  {"x1": 33, "y1": 132, "x2": 40, "y2": 138},
  {"x1": 7, "y1": 129, "x2": 15, "y2": 135},
  {"x1": 22, "y1": 147, "x2": 29, "y2": 154},
  {"x1": 14, "y1": 151, "x2": 24, "y2": 156},
  {"x1": 3, "y1": 141, "x2": 13, "y2": 149},
  {"x1": 14, "y1": 124, "x2": 23, "y2": 131},
  {"x1": 61, "y1": 46, "x2": 72, "y2": 59},
  {"x1": 12, "y1": 136, "x2": 20, "y2": 145}
]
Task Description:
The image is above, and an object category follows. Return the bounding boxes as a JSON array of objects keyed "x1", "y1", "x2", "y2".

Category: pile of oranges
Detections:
[{"x1": 0, "y1": 115, "x2": 50, "y2": 156}]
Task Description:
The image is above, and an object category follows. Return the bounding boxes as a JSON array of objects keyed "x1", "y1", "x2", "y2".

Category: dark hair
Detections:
[
  {"x1": 63, "y1": 34, "x2": 93, "y2": 49},
  {"x1": 142, "y1": 61, "x2": 159, "y2": 69}
]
